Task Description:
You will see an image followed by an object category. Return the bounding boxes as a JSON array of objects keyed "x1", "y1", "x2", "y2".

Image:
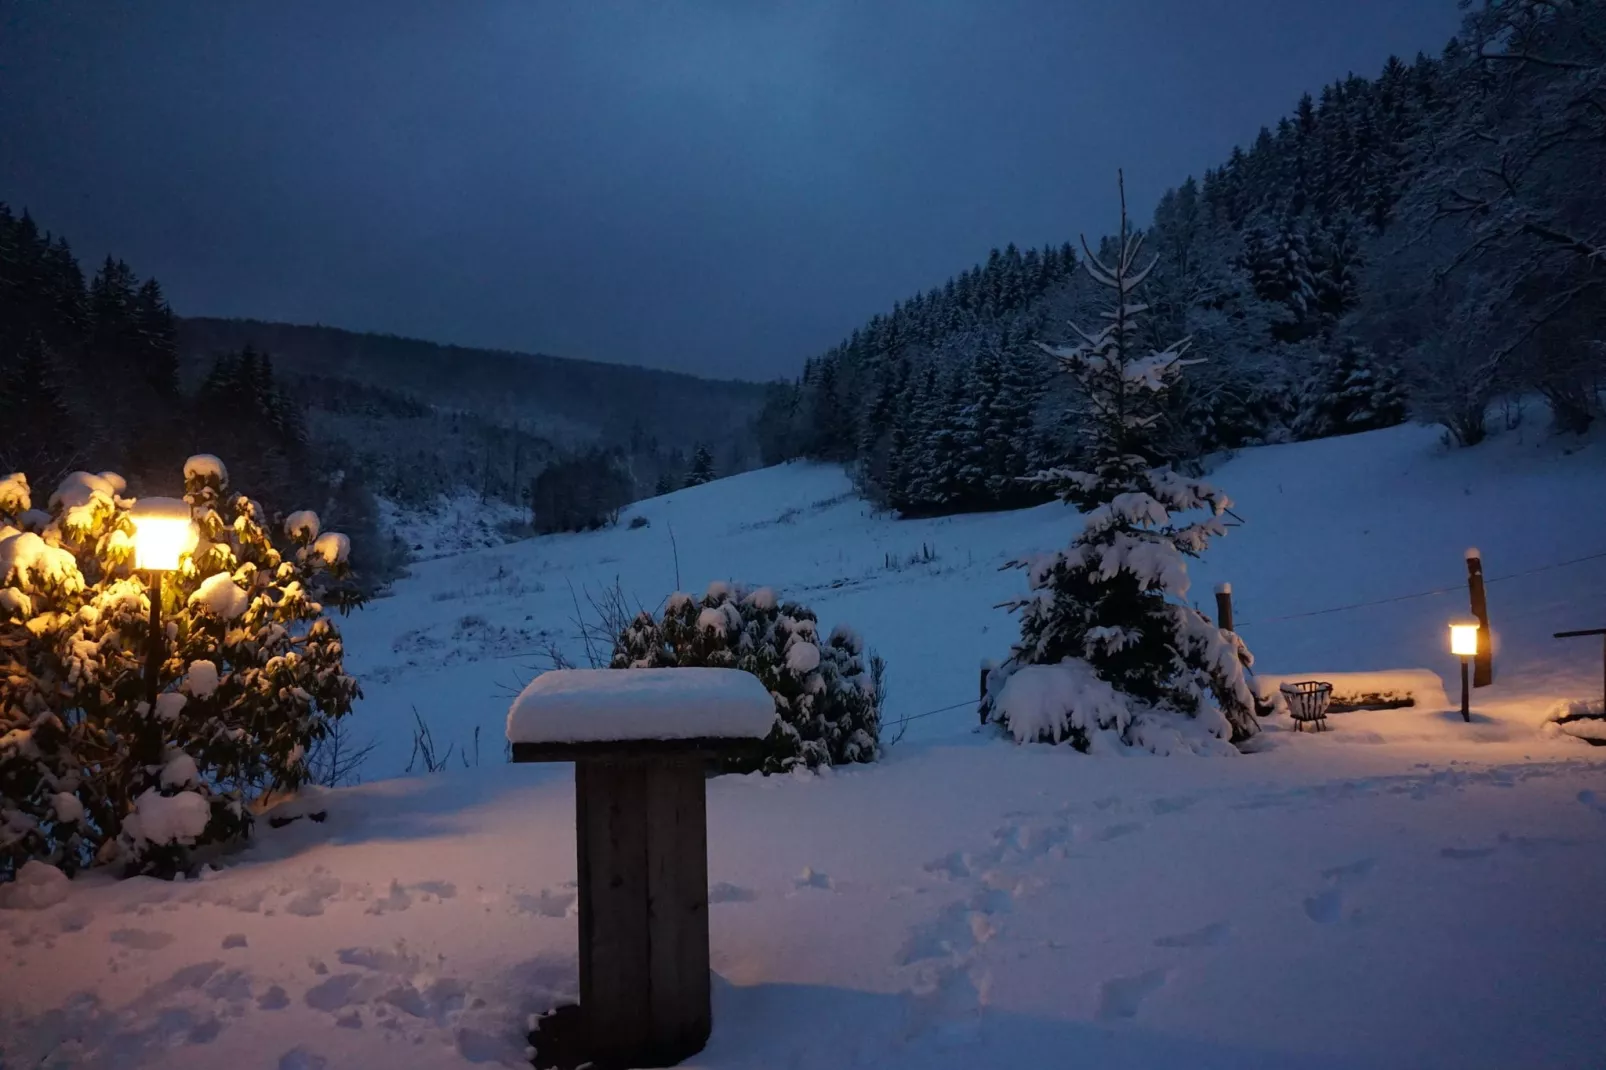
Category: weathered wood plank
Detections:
[
  {"x1": 645, "y1": 758, "x2": 712, "y2": 1061},
  {"x1": 577, "y1": 758, "x2": 652, "y2": 1064}
]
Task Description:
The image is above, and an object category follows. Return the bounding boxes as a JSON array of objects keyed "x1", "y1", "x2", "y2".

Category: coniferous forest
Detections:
[{"x1": 760, "y1": 2, "x2": 1605, "y2": 515}]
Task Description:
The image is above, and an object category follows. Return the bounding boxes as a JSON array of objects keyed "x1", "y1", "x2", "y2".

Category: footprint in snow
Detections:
[
  {"x1": 1095, "y1": 968, "x2": 1170, "y2": 1021},
  {"x1": 278, "y1": 1046, "x2": 328, "y2": 1070},
  {"x1": 1149, "y1": 796, "x2": 1197, "y2": 816},
  {"x1": 1096, "y1": 822, "x2": 1144, "y2": 842},
  {"x1": 923, "y1": 852, "x2": 972, "y2": 880},
  {"x1": 512, "y1": 888, "x2": 575, "y2": 918},
  {"x1": 1154, "y1": 921, "x2": 1231, "y2": 948},
  {"x1": 1439, "y1": 846, "x2": 1496, "y2": 861},
  {"x1": 1579, "y1": 790, "x2": 1606, "y2": 815},
  {"x1": 1304, "y1": 857, "x2": 1375, "y2": 924},
  {"x1": 109, "y1": 928, "x2": 176, "y2": 951}
]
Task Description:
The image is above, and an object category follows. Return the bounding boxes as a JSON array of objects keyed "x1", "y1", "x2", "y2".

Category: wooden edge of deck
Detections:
[{"x1": 510, "y1": 737, "x2": 768, "y2": 763}]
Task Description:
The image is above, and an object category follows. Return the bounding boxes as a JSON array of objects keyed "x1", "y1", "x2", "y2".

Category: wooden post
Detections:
[
  {"x1": 575, "y1": 755, "x2": 711, "y2": 1068},
  {"x1": 1214, "y1": 582, "x2": 1235, "y2": 632},
  {"x1": 979, "y1": 659, "x2": 994, "y2": 724},
  {"x1": 1465, "y1": 549, "x2": 1493, "y2": 687}
]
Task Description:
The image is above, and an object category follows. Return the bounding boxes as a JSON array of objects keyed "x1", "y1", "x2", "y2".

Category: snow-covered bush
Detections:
[
  {"x1": 984, "y1": 181, "x2": 1259, "y2": 753},
  {"x1": 0, "y1": 457, "x2": 362, "y2": 881},
  {"x1": 610, "y1": 582, "x2": 881, "y2": 773}
]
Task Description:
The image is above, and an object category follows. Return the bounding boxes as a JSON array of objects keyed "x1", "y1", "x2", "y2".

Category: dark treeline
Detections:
[{"x1": 763, "y1": 0, "x2": 1605, "y2": 515}]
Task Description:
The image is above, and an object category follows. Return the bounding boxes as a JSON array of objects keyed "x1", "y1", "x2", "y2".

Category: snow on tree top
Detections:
[
  {"x1": 0, "y1": 472, "x2": 30, "y2": 514},
  {"x1": 184, "y1": 454, "x2": 228, "y2": 484},
  {"x1": 312, "y1": 531, "x2": 349, "y2": 565},
  {"x1": 49, "y1": 471, "x2": 119, "y2": 512},
  {"x1": 0, "y1": 531, "x2": 83, "y2": 590},
  {"x1": 190, "y1": 572, "x2": 249, "y2": 619},
  {"x1": 285, "y1": 511, "x2": 320, "y2": 541},
  {"x1": 506, "y1": 667, "x2": 776, "y2": 744}
]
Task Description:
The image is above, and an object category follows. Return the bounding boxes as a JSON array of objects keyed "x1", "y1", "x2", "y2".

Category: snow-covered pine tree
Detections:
[
  {"x1": 682, "y1": 444, "x2": 716, "y2": 488},
  {"x1": 1292, "y1": 340, "x2": 1408, "y2": 440},
  {"x1": 610, "y1": 582, "x2": 880, "y2": 773},
  {"x1": 984, "y1": 173, "x2": 1259, "y2": 754},
  {"x1": 0, "y1": 457, "x2": 362, "y2": 880}
]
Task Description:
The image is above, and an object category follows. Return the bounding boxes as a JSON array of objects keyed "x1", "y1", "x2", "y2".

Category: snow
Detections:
[
  {"x1": 184, "y1": 453, "x2": 228, "y2": 484},
  {"x1": 995, "y1": 660, "x2": 1132, "y2": 743},
  {"x1": 0, "y1": 531, "x2": 83, "y2": 590},
  {"x1": 160, "y1": 752, "x2": 201, "y2": 789},
  {"x1": 506, "y1": 667, "x2": 776, "y2": 744},
  {"x1": 0, "y1": 861, "x2": 69, "y2": 910},
  {"x1": 128, "y1": 495, "x2": 190, "y2": 521},
  {"x1": 284, "y1": 510, "x2": 321, "y2": 541},
  {"x1": 312, "y1": 531, "x2": 350, "y2": 565},
  {"x1": 784, "y1": 638, "x2": 822, "y2": 673},
  {"x1": 0, "y1": 471, "x2": 29, "y2": 514},
  {"x1": 377, "y1": 491, "x2": 530, "y2": 561},
  {"x1": 121, "y1": 788, "x2": 211, "y2": 846},
  {"x1": 183, "y1": 659, "x2": 220, "y2": 698},
  {"x1": 190, "y1": 572, "x2": 250, "y2": 619},
  {"x1": 50, "y1": 792, "x2": 83, "y2": 824},
  {"x1": 154, "y1": 692, "x2": 188, "y2": 721},
  {"x1": 4, "y1": 424, "x2": 1606, "y2": 1069}
]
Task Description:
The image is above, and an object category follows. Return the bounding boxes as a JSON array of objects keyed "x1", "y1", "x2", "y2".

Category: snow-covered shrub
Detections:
[
  {"x1": 0, "y1": 457, "x2": 362, "y2": 881},
  {"x1": 985, "y1": 183, "x2": 1259, "y2": 753},
  {"x1": 610, "y1": 582, "x2": 881, "y2": 773}
]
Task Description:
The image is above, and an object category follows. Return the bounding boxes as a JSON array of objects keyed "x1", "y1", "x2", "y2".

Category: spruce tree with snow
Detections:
[
  {"x1": 0, "y1": 457, "x2": 362, "y2": 880},
  {"x1": 683, "y1": 444, "x2": 716, "y2": 488},
  {"x1": 611, "y1": 583, "x2": 881, "y2": 774},
  {"x1": 984, "y1": 174, "x2": 1259, "y2": 753},
  {"x1": 1292, "y1": 340, "x2": 1408, "y2": 440}
]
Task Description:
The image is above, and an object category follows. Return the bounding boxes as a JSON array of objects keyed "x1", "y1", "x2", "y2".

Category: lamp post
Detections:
[
  {"x1": 1450, "y1": 620, "x2": 1480, "y2": 723},
  {"x1": 129, "y1": 498, "x2": 195, "y2": 718}
]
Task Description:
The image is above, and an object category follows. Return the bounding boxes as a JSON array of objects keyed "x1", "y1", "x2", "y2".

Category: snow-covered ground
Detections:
[
  {"x1": 5, "y1": 421, "x2": 1606, "y2": 1069},
  {"x1": 379, "y1": 492, "x2": 531, "y2": 563}
]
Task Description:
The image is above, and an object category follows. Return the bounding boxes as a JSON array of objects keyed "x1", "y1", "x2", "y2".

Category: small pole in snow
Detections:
[
  {"x1": 1214, "y1": 582, "x2": 1235, "y2": 633},
  {"x1": 1465, "y1": 548, "x2": 1493, "y2": 687},
  {"x1": 979, "y1": 659, "x2": 995, "y2": 725}
]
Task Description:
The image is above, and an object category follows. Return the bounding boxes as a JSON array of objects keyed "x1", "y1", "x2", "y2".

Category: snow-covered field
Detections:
[{"x1": 5, "y1": 421, "x2": 1606, "y2": 1069}]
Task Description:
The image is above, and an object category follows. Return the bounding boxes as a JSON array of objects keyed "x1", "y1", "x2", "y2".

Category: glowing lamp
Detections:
[
  {"x1": 1449, "y1": 619, "x2": 1480, "y2": 722},
  {"x1": 129, "y1": 497, "x2": 195, "y2": 571}
]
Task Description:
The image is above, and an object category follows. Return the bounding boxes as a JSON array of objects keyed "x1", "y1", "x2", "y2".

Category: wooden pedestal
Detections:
[
  {"x1": 576, "y1": 755, "x2": 709, "y2": 1067},
  {"x1": 512, "y1": 737, "x2": 760, "y2": 1069}
]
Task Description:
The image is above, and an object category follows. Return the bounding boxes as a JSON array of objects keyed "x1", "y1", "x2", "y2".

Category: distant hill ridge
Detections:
[{"x1": 176, "y1": 316, "x2": 768, "y2": 447}]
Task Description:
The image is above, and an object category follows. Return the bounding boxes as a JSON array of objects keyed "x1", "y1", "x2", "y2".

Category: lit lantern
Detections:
[
  {"x1": 1449, "y1": 619, "x2": 1480, "y2": 722},
  {"x1": 129, "y1": 497, "x2": 195, "y2": 571},
  {"x1": 129, "y1": 496, "x2": 196, "y2": 715},
  {"x1": 1449, "y1": 620, "x2": 1480, "y2": 659}
]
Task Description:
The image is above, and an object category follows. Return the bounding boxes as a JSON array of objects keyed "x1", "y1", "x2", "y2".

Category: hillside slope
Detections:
[
  {"x1": 4, "y1": 419, "x2": 1606, "y2": 1070},
  {"x1": 346, "y1": 418, "x2": 1606, "y2": 773}
]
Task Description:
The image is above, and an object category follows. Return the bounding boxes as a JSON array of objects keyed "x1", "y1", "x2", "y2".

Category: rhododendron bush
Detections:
[{"x1": 0, "y1": 456, "x2": 361, "y2": 880}]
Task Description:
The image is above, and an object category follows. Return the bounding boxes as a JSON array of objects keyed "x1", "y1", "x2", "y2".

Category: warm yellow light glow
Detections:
[
  {"x1": 130, "y1": 497, "x2": 195, "y2": 571},
  {"x1": 1449, "y1": 621, "x2": 1480, "y2": 658}
]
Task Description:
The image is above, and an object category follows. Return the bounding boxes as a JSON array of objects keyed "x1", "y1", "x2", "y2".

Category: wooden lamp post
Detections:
[
  {"x1": 1450, "y1": 619, "x2": 1480, "y2": 723},
  {"x1": 507, "y1": 667, "x2": 773, "y2": 1069}
]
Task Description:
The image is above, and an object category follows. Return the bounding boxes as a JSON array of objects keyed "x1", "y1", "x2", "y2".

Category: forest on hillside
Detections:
[
  {"x1": 761, "y1": 0, "x2": 1605, "y2": 516},
  {"x1": 0, "y1": 230, "x2": 769, "y2": 583}
]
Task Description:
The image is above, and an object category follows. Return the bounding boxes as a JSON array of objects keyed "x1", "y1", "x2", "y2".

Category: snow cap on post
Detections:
[
  {"x1": 507, "y1": 667, "x2": 776, "y2": 745},
  {"x1": 1465, "y1": 547, "x2": 1481, "y2": 561}
]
